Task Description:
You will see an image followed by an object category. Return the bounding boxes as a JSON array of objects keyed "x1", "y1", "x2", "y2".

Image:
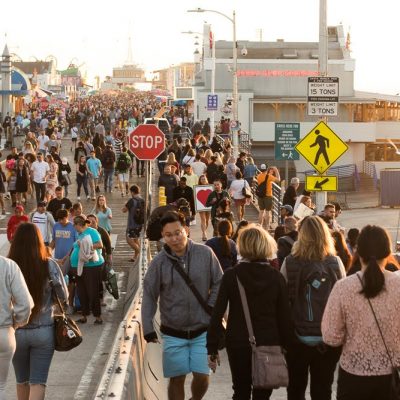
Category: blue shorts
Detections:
[{"x1": 162, "y1": 332, "x2": 209, "y2": 378}]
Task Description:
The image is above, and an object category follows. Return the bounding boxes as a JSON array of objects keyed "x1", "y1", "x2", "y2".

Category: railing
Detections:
[
  {"x1": 363, "y1": 160, "x2": 378, "y2": 190},
  {"x1": 214, "y1": 129, "x2": 252, "y2": 155}
]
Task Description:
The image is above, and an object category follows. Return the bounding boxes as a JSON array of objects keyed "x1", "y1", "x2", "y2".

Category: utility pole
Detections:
[{"x1": 316, "y1": 0, "x2": 328, "y2": 212}]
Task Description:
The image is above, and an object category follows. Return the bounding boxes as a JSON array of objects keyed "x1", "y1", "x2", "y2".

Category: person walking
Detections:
[
  {"x1": 93, "y1": 195, "x2": 112, "y2": 234},
  {"x1": 158, "y1": 165, "x2": 179, "y2": 204},
  {"x1": 15, "y1": 158, "x2": 30, "y2": 205},
  {"x1": 207, "y1": 224, "x2": 293, "y2": 399},
  {"x1": 8, "y1": 222, "x2": 68, "y2": 400},
  {"x1": 115, "y1": 147, "x2": 132, "y2": 197},
  {"x1": 0, "y1": 256, "x2": 33, "y2": 400},
  {"x1": 282, "y1": 177, "x2": 300, "y2": 208},
  {"x1": 229, "y1": 171, "x2": 251, "y2": 221},
  {"x1": 70, "y1": 215, "x2": 104, "y2": 324},
  {"x1": 322, "y1": 225, "x2": 400, "y2": 400},
  {"x1": 86, "y1": 150, "x2": 102, "y2": 200},
  {"x1": 45, "y1": 154, "x2": 58, "y2": 202},
  {"x1": 47, "y1": 186, "x2": 73, "y2": 220},
  {"x1": 76, "y1": 155, "x2": 89, "y2": 201},
  {"x1": 58, "y1": 157, "x2": 72, "y2": 198},
  {"x1": 122, "y1": 185, "x2": 144, "y2": 262},
  {"x1": 7, "y1": 205, "x2": 29, "y2": 242},
  {"x1": 30, "y1": 201, "x2": 55, "y2": 247},
  {"x1": 243, "y1": 157, "x2": 257, "y2": 187},
  {"x1": 30, "y1": 152, "x2": 49, "y2": 203},
  {"x1": 101, "y1": 143, "x2": 115, "y2": 193},
  {"x1": 280, "y1": 215, "x2": 346, "y2": 400},
  {"x1": 197, "y1": 175, "x2": 212, "y2": 241},
  {"x1": 205, "y1": 179, "x2": 230, "y2": 235},
  {"x1": 142, "y1": 211, "x2": 223, "y2": 400}
]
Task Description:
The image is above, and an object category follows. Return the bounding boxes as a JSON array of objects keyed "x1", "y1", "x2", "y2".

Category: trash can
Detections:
[{"x1": 380, "y1": 169, "x2": 400, "y2": 206}]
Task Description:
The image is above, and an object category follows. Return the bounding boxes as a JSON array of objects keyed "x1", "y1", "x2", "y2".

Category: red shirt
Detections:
[{"x1": 7, "y1": 215, "x2": 29, "y2": 241}]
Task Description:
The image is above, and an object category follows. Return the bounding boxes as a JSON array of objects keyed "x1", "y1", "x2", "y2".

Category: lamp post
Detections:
[{"x1": 187, "y1": 8, "x2": 238, "y2": 157}]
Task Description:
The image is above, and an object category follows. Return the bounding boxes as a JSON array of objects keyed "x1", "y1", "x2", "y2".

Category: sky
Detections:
[{"x1": 1, "y1": 0, "x2": 398, "y2": 94}]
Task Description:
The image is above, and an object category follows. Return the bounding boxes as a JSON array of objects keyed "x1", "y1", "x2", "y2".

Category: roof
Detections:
[
  {"x1": 13, "y1": 61, "x2": 52, "y2": 75},
  {"x1": 59, "y1": 67, "x2": 80, "y2": 76}
]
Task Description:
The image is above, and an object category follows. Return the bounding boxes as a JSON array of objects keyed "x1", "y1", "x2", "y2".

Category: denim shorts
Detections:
[
  {"x1": 13, "y1": 325, "x2": 55, "y2": 385},
  {"x1": 161, "y1": 332, "x2": 209, "y2": 378}
]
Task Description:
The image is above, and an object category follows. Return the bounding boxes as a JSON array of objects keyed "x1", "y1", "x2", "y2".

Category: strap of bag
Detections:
[
  {"x1": 236, "y1": 276, "x2": 256, "y2": 347},
  {"x1": 356, "y1": 273, "x2": 394, "y2": 368},
  {"x1": 171, "y1": 261, "x2": 211, "y2": 316},
  {"x1": 48, "y1": 260, "x2": 66, "y2": 316}
]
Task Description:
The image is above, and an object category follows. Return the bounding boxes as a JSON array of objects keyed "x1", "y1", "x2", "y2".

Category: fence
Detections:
[{"x1": 362, "y1": 160, "x2": 378, "y2": 190}]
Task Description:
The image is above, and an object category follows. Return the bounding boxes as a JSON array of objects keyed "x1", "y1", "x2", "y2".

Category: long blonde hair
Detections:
[{"x1": 291, "y1": 216, "x2": 336, "y2": 261}]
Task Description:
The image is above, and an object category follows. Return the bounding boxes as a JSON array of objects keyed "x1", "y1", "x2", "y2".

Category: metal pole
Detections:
[
  {"x1": 315, "y1": 0, "x2": 328, "y2": 212},
  {"x1": 232, "y1": 10, "x2": 239, "y2": 158},
  {"x1": 210, "y1": 29, "x2": 216, "y2": 141},
  {"x1": 285, "y1": 160, "x2": 289, "y2": 189}
]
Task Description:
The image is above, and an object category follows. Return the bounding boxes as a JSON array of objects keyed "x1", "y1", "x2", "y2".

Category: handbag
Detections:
[
  {"x1": 236, "y1": 276, "x2": 289, "y2": 389},
  {"x1": 49, "y1": 279, "x2": 83, "y2": 351},
  {"x1": 356, "y1": 274, "x2": 400, "y2": 400},
  {"x1": 171, "y1": 261, "x2": 226, "y2": 350},
  {"x1": 241, "y1": 180, "x2": 251, "y2": 198}
]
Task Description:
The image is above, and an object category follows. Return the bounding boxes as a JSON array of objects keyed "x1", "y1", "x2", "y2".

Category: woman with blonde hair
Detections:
[
  {"x1": 166, "y1": 152, "x2": 180, "y2": 175},
  {"x1": 181, "y1": 148, "x2": 196, "y2": 166},
  {"x1": 93, "y1": 195, "x2": 112, "y2": 234},
  {"x1": 204, "y1": 148, "x2": 214, "y2": 164},
  {"x1": 214, "y1": 152, "x2": 224, "y2": 166},
  {"x1": 281, "y1": 215, "x2": 346, "y2": 400},
  {"x1": 207, "y1": 224, "x2": 293, "y2": 399},
  {"x1": 45, "y1": 154, "x2": 58, "y2": 202}
]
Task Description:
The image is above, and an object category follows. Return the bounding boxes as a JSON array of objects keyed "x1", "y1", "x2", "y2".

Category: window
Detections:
[{"x1": 365, "y1": 142, "x2": 400, "y2": 161}]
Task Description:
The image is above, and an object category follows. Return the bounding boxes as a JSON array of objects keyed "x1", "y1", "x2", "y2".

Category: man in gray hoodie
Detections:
[{"x1": 142, "y1": 211, "x2": 223, "y2": 400}]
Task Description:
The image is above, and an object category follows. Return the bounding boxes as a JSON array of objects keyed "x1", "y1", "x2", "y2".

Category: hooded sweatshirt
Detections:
[
  {"x1": 207, "y1": 260, "x2": 294, "y2": 354},
  {"x1": 142, "y1": 239, "x2": 223, "y2": 340}
]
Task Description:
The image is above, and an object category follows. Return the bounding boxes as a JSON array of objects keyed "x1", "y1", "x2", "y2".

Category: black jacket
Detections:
[
  {"x1": 277, "y1": 231, "x2": 298, "y2": 267},
  {"x1": 207, "y1": 261, "x2": 294, "y2": 354}
]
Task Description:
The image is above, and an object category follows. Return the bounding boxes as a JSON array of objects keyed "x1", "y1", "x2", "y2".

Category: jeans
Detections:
[
  {"x1": 136, "y1": 159, "x2": 145, "y2": 176},
  {"x1": 337, "y1": 367, "x2": 391, "y2": 400},
  {"x1": 76, "y1": 174, "x2": 88, "y2": 197},
  {"x1": 286, "y1": 342, "x2": 341, "y2": 400},
  {"x1": 33, "y1": 182, "x2": 46, "y2": 203},
  {"x1": 0, "y1": 327, "x2": 16, "y2": 400},
  {"x1": 76, "y1": 266, "x2": 103, "y2": 317},
  {"x1": 13, "y1": 325, "x2": 55, "y2": 385},
  {"x1": 103, "y1": 168, "x2": 114, "y2": 192},
  {"x1": 88, "y1": 176, "x2": 99, "y2": 198},
  {"x1": 226, "y1": 345, "x2": 273, "y2": 400}
]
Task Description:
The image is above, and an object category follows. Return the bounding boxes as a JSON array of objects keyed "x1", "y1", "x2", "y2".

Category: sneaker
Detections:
[
  {"x1": 95, "y1": 186, "x2": 100, "y2": 193},
  {"x1": 121, "y1": 192, "x2": 125, "y2": 197},
  {"x1": 91, "y1": 197, "x2": 96, "y2": 201},
  {"x1": 77, "y1": 196, "x2": 81, "y2": 201},
  {"x1": 1, "y1": 210, "x2": 5, "y2": 215},
  {"x1": 190, "y1": 220, "x2": 197, "y2": 226},
  {"x1": 87, "y1": 195, "x2": 91, "y2": 200}
]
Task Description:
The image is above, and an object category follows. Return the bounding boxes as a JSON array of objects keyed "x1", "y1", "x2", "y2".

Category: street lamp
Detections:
[{"x1": 187, "y1": 8, "x2": 239, "y2": 157}]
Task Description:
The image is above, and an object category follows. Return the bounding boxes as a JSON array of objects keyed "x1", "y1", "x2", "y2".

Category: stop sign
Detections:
[{"x1": 129, "y1": 124, "x2": 165, "y2": 160}]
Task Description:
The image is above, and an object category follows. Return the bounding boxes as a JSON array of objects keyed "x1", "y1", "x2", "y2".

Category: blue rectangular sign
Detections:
[{"x1": 207, "y1": 94, "x2": 218, "y2": 111}]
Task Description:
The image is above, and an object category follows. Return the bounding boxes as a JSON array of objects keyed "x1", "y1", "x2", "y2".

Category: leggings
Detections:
[{"x1": 0, "y1": 327, "x2": 16, "y2": 400}]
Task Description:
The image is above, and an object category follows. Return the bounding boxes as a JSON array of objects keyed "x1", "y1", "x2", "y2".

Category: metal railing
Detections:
[
  {"x1": 214, "y1": 129, "x2": 251, "y2": 155},
  {"x1": 363, "y1": 160, "x2": 378, "y2": 190}
]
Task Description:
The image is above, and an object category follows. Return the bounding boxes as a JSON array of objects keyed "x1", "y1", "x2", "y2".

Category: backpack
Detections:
[
  {"x1": 116, "y1": 154, "x2": 128, "y2": 171},
  {"x1": 133, "y1": 198, "x2": 145, "y2": 225},
  {"x1": 289, "y1": 256, "x2": 339, "y2": 346},
  {"x1": 255, "y1": 174, "x2": 269, "y2": 198},
  {"x1": 103, "y1": 151, "x2": 114, "y2": 168}
]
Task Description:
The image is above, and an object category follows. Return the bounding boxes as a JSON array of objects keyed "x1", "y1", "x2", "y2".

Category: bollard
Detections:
[{"x1": 159, "y1": 195, "x2": 167, "y2": 206}]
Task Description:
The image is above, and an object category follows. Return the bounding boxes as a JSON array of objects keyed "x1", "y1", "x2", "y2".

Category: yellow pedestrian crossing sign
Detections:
[
  {"x1": 295, "y1": 121, "x2": 348, "y2": 174},
  {"x1": 305, "y1": 175, "x2": 338, "y2": 192}
]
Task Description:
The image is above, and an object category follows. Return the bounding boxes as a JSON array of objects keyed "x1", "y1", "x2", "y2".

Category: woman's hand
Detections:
[{"x1": 208, "y1": 354, "x2": 220, "y2": 373}]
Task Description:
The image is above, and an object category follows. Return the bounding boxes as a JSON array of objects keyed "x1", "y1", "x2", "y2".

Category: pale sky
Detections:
[{"x1": 1, "y1": 0, "x2": 398, "y2": 94}]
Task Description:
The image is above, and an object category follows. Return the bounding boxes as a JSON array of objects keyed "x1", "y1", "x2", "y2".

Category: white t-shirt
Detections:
[
  {"x1": 31, "y1": 161, "x2": 49, "y2": 183},
  {"x1": 37, "y1": 135, "x2": 49, "y2": 150},
  {"x1": 191, "y1": 161, "x2": 207, "y2": 177},
  {"x1": 32, "y1": 211, "x2": 49, "y2": 242},
  {"x1": 229, "y1": 179, "x2": 250, "y2": 200}
]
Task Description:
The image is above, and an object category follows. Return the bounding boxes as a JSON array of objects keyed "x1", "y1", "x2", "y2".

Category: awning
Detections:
[
  {"x1": 33, "y1": 88, "x2": 49, "y2": 98},
  {"x1": 172, "y1": 100, "x2": 187, "y2": 106}
]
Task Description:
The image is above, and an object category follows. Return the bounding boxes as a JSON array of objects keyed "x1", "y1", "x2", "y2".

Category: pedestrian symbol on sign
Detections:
[{"x1": 310, "y1": 129, "x2": 330, "y2": 166}]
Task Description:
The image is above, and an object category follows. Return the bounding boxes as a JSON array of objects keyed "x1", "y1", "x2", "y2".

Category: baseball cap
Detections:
[
  {"x1": 61, "y1": 157, "x2": 68, "y2": 165},
  {"x1": 281, "y1": 205, "x2": 294, "y2": 214},
  {"x1": 260, "y1": 163, "x2": 267, "y2": 171},
  {"x1": 37, "y1": 200, "x2": 47, "y2": 207},
  {"x1": 15, "y1": 205, "x2": 24, "y2": 212}
]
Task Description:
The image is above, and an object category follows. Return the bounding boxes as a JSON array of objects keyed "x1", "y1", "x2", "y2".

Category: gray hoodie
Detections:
[{"x1": 142, "y1": 239, "x2": 223, "y2": 338}]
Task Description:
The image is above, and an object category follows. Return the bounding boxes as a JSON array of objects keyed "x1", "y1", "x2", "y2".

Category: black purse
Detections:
[
  {"x1": 171, "y1": 261, "x2": 226, "y2": 350},
  {"x1": 357, "y1": 274, "x2": 400, "y2": 400},
  {"x1": 49, "y1": 279, "x2": 83, "y2": 352}
]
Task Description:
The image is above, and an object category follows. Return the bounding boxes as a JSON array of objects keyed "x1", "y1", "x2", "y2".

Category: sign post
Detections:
[{"x1": 275, "y1": 123, "x2": 300, "y2": 186}]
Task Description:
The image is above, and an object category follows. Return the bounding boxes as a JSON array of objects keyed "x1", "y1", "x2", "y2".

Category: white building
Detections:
[{"x1": 193, "y1": 25, "x2": 400, "y2": 177}]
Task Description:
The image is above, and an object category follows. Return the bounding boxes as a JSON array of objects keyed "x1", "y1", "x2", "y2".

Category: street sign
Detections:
[
  {"x1": 305, "y1": 175, "x2": 338, "y2": 192},
  {"x1": 295, "y1": 120, "x2": 348, "y2": 174},
  {"x1": 307, "y1": 77, "x2": 339, "y2": 116},
  {"x1": 207, "y1": 94, "x2": 218, "y2": 111},
  {"x1": 129, "y1": 124, "x2": 165, "y2": 160},
  {"x1": 275, "y1": 123, "x2": 300, "y2": 160}
]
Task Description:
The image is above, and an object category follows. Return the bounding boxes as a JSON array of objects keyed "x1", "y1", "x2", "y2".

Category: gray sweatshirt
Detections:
[
  {"x1": 142, "y1": 239, "x2": 223, "y2": 337},
  {"x1": 0, "y1": 256, "x2": 33, "y2": 328}
]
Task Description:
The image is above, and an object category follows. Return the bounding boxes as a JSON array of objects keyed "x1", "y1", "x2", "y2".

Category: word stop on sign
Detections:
[{"x1": 131, "y1": 135, "x2": 163, "y2": 148}]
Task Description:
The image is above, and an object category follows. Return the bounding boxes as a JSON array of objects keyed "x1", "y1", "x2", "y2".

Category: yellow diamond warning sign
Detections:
[{"x1": 295, "y1": 121, "x2": 348, "y2": 174}]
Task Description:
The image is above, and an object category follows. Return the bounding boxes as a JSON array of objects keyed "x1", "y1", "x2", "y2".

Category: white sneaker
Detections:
[
  {"x1": 190, "y1": 220, "x2": 197, "y2": 226},
  {"x1": 77, "y1": 196, "x2": 81, "y2": 201},
  {"x1": 86, "y1": 195, "x2": 90, "y2": 200}
]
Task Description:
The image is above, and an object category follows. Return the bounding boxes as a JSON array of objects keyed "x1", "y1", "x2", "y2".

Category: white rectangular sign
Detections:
[{"x1": 307, "y1": 77, "x2": 339, "y2": 116}]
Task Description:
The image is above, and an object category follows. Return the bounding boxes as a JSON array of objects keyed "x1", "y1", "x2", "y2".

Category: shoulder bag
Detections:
[
  {"x1": 171, "y1": 261, "x2": 226, "y2": 350},
  {"x1": 357, "y1": 274, "x2": 400, "y2": 400},
  {"x1": 49, "y1": 278, "x2": 83, "y2": 351},
  {"x1": 236, "y1": 276, "x2": 289, "y2": 389}
]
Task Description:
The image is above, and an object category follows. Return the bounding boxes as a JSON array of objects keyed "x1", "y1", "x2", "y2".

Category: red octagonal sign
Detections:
[{"x1": 129, "y1": 124, "x2": 165, "y2": 160}]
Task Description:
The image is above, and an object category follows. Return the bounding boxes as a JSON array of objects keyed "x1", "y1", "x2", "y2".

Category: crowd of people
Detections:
[{"x1": 2, "y1": 90, "x2": 400, "y2": 400}]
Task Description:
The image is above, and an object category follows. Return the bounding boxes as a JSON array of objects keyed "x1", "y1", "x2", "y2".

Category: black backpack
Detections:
[
  {"x1": 133, "y1": 198, "x2": 145, "y2": 225},
  {"x1": 116, "y1": 154, "x2": 128, "y2": 171},
  {"x1": 289, "y1": 256, "x2": 339, "y2": 346},
  {"x1": 255, "y1": 174, "x2": 269, "y2": 198}
]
